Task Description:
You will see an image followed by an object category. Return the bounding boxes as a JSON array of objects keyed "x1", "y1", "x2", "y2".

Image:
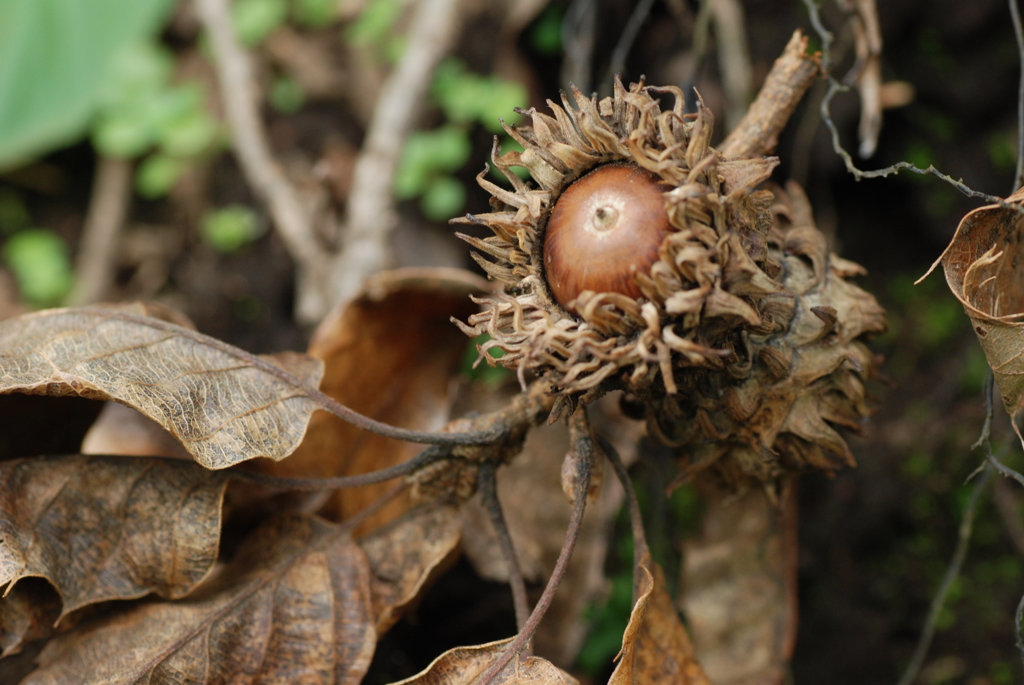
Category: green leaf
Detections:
[
  {"x1": 232, "y1": 0, "x2": 287, "y2": 47},
  {"x1": 268, "y1": 75, "x2": 306, "y2": 113},
  {"x1": 201, "y1": 205, "x2": 264, "y2": 253},
  {"x1": 0, "y1": 189, "x2": 32, "y2": 235},
  {"x1": 135, "y1": 153, "x2": 187, "y2": 199},
  {"x1": 2, "y1": 229, "x2": 74, "y2": 307},
  {"x1": 159, "y1": 107, "x2": 219, "y2": 158},
  {"x1": 343, "y1": 0, "x2": 402, "y2": 46},
  {"x1": 394, "y1": 126, "x2": 471, "y2": 199},
  {"x1": 0, "y1": 0, "x2": 178, "y2": 169},
  {"x1": 420, "y1": 175, "x2": 465, "y2": 222},
  {"x1": 291, "y1": 0, "x2": 336, "y2": 28}
]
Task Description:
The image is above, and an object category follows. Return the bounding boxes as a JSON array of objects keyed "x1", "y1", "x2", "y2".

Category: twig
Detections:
[
  {"x1": 195, "y1": 0, "x2": 328, "y2": 319},
  {"x1": 478, "y1": 459, "x2": 531, "y2": 635},
  {"x1": 1011, "y1": 0, "x2": 1024, "y2": 192},
  {"x1": 801, "y1": 0, "x2": 1024, "y2": 218},
  {"x1": 474, "y1": 421, "x2": 594, "y2": 685},
  {"x1": 602, "y1": 0, "x2": 658, "y2": 91},
  {"x1": 895, "y1": 463, "x2": 993, "y2": 685},
  {"x1": 709, "y1": 0, "x2": 753, "y2": 132},
  {"x1": 327, "y1": 0, "x2": 463, "y2": 312},
  {"x1": 69, "y1": 157, "x2": 132, "y2": 306},
  {"x1": 561, "y1": 0, "x2": 597, "y2": 93},
  {"x1": 718, "y1": 30, "x2": 822, "y2": 160},
  {"x1": 597, "y1": 434, "x2": 649, "y2": 576}
]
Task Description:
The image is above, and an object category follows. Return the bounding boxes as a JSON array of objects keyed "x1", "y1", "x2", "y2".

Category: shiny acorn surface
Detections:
[{"x1": 543, "y1": 164, "x2": 671, "y2": 312}]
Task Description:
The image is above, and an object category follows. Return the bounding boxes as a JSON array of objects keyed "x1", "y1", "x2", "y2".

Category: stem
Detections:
[
  {"x1": 478, "y1": 460, "x2": 531, "y2": 635},
  {"x1": 474, "y1": 431, "x2": 594, "y2": 684}
]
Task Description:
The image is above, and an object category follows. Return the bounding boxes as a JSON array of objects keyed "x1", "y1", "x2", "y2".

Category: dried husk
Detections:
[{"x1": 456, "y1": 79, "x2": 886, "y2": 480}]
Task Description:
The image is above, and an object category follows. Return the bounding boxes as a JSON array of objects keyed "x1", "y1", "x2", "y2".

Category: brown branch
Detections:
[
  {"x1": 327, "y1": 0, "x2": 463, "y2": 310},
  {"x1": 194, "y1": 0, "x2": 329, "y2": 317},
  {"x1": 69, "y1": 157, "x2": 133, "y2": 306},
  {"x1": 476, "y1": 419, "x2": 594, "y2": 684},
  {"x1": 719, "y1": 30, "x2": 823, "y2": 160},
  {"x1": 478, "y1": 460, "x2": 531, "y2": 635},
  {"x1": 995, "y1": 477, "x2": 1024, "y2": 557}
]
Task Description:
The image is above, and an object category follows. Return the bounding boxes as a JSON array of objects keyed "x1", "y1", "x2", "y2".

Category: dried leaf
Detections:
[
  {"x1": 0, "y1": 455, "x2": 227, "y2": 653},
  {"x1": 0, "y1": 305, "x2": 326, "y2": 469},
  {"x1": 609, "y1": 553, "x2": 711, "y2": 685},
  {"x1": 926, "y1": 187, "x2": 1024, "y2": 435},
  {"x1": 391, "y1": 639, "x2": 578, "y2": 685},
  {"x1": 22, "y1": 513, "x2": 376, "y2": 685},
  {"x1": 681, "y1": 481, "x2": 799, "y2": 685},
  {"x1": 256, "y1": 268, "x2": 486, "y2": 529},
  {"x1": 361, "y1": 500, "x2": 462, "y2": 634}
]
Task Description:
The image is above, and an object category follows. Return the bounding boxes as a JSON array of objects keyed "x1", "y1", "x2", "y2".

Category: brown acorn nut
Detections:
[{"x1": 543, "y1": 164, "x2": 672, "y2": 313}]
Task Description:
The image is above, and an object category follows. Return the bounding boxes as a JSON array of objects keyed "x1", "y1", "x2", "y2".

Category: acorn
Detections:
[
  {"x1": 543, "y1": 164, "x2": 671, "y2": 312},
  {"x1": 453, "y1": 78, "x2": 887, "y2": 483}
]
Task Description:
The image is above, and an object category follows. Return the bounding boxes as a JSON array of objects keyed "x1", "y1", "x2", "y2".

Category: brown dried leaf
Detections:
[
  {"x1": 22, "y1": 513, "x2": 376, "y2": 685},
  {"x1": 361, "y1": 499, "x2": 462, "y2": 634},
  {"x1": 0, "y1": 455, "x2": 227, "y2": 654},
  {"x1": 681, "y1": 481, "x2": 799, "y2": 685},
  {"x1": 0, "y1": 305, "x2": 326, "y2": 469},
  {"x1": 609, "y1": 554, "x2": 711, "y2": 685},
  {"x1": 256, "y1": 268, "x2": 486, "y2": 529},
  {"x1": 926, "y1": 187, "x2": 1024, "y2": 434},
  {"x1": 391, "y1": 639, "x2": 578, "y2": 685}
]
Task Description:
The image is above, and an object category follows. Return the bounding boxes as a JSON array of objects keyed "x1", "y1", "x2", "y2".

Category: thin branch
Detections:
[
  {"x1": 327, "y1": 0, "x2": 463, "y2": 312},
  {"x1": 895, "y1": 463, "x2": 993, "y2": 685},
  {"x1": 1010, "y1": 0, "x2": 1024, "y2": 192},
  {"x1": 233, "y1": 445, "x2": 450, "y2": 490},
  {"x1": 478, "y1": 460, "x2": 531, "y2": 635},
  {"x1": 475, "y1": 426, "x2": 594, "y2": 685},
  {"x1": 99, "y1": 308, "x2": 512, "y2": 446},
  {"x1": 801, "y1": 0, "x2": 1024, "y2": 217},
  {"x1": 597, "y1": 434, "x2": 649, "y2": 575},
  {"x1": 602, "y1": 0, "x2": 658, "y2": 90},
  {"x1": 70, "y1": 157, "x2": 132, "y2": 306},
  {"x1": 718, "y1": 30, "x2": 822, "y2": 160},
  {"x1": 561, "y1": 0, "x2": 597, "y2": 93},
  {"x1": 195, "y1": 0, "x2": 326, "y2": 298}
]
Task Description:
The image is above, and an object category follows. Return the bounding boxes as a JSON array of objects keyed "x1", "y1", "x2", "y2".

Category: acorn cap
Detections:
[{"x1": 453, "y1": 78, "x2": 887, "y2": 481}]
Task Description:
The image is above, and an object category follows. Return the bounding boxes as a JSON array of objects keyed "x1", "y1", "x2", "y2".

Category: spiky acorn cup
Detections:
[{"x1": 454, "y1": 78, "x2": 887, "y2": 484}]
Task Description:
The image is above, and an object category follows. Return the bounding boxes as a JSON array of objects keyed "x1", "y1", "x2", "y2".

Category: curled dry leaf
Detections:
[
  {"x1": 681, "y1": 480, "x2": 799, "y2": 685},
  {"x1": 255, "y1": 268, "x2": 486, "y2": 529},
  {"x1": 0, "y1": 305, "x2": 325, "y2": 469},
  {"x1": 391, "y1": 639, "x2": 578, "y2": 685},
  {"x1": 22, "y1": 513, "x2": 376, "y2": 685},
  {"x1": 609, "y1": 553, "x2": 711, "y2": 685},
  {"x1": 0, "y1": 455, "x2": 227, "y2": 655},
  {"x1": 361, "y1": 500, "x2": 462, "y2": 635},
  {"x1": 926, "y1": 187, "x2": 1024, "y2": 435}
]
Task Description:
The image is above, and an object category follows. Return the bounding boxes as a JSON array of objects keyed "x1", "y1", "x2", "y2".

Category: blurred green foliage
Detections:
[
  {"x1": 529, "y1": 3, "x2": 564, "y2": 55},
  {"x1": 459, "y1": 334, "x2": 511, "y2": 386},
  {"x1": 394, "y1": 59, "x2": 528, "y2": 221},
  {"x1": 2, "y1": 229, "x2": 74, "y2": 307},
  {"x1": 432, "y1": 59, "x2": 527, "y2": 135},
  {"x1": 0, "y1": 0, "x2": 178, "y2": 169},
  {"x1": 201, "y1": 205, "x2": 264, "y2": 253},
  {"x1": 232, "y1": 0, "x2": 288, "y2": 46},
  {"x1": 269, "y1": 75, "x2": 307, "y2": 114},
  {"x1": 92, "y1": 42, "x2": 220, "y2": 198}
]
